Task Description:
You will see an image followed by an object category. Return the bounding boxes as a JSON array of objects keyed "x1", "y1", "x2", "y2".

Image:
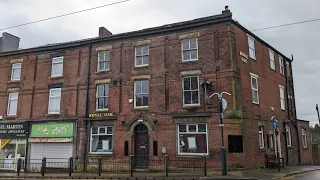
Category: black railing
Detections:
[{"x1": 0, "y1": 155, "x2": 207, "y2": 177}]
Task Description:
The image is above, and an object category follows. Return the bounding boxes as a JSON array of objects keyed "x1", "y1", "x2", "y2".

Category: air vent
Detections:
[{"x1": 112, "y1": 80, "x2": 117, "y2": 86}]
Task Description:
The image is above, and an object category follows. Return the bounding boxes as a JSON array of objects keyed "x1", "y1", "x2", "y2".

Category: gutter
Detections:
[
  {"x1": 284, "y1": 57, "x2": 290, "y2": 165},
  {"x1": 290, "y1": 55, "x2": 301, "y2": 165}
]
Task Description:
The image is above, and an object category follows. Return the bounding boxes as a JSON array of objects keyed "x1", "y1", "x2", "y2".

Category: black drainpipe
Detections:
[
  {"x1": 284, "y1": 56, "x2": 290, "y2": 165},
  {"x1": 83, "y1": 43, "x2": 92, "y2": 171},
  {"x1": 290, "y1": 55, "x2": 301, "y2": 165}
]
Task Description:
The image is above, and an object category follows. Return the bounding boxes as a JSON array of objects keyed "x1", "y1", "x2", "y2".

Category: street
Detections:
[{"x1": 279, "y1": 170, "x2": 320, "y2": 180}]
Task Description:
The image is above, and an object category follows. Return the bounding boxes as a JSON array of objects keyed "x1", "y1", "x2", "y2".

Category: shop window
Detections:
[
  {"x1": 228, "y1": 135, "x2": 243, "y2": 153},
  {"x1": 90, "y1": 126, "x2": 113, "y2": 154},
  {"x1": 177, "y1": 124, "x2": 208, "y2": 155}
]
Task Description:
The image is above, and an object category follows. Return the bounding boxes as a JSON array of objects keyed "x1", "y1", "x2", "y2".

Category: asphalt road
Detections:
[{"x1": 280, "y1": 170, "x2": 320, "y2": 180}]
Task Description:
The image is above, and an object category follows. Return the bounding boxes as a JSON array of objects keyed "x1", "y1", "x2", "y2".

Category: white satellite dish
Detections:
[{"x1": 222, "y1": 98, "x2": 227, "y2": 111}]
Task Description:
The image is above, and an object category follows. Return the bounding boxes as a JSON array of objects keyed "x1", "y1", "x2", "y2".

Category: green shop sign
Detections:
[{"x1": 31, "y1": 123, "x2": 73, "y2": 137}]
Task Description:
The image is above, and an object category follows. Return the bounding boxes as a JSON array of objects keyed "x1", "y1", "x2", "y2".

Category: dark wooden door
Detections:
[{"x1": 134, "y1": 124, "x2": 149, "y2": 169}]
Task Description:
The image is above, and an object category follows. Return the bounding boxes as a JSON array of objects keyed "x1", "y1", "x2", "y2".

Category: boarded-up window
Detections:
[{"x1": 228, "y1": 135, "x2": 243, "y2": 153}]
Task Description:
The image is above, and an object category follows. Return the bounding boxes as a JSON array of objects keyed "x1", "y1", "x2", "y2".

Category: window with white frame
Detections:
[
  {"x1": 96, "y1": 84, "x2": 108, "y2": 111},
  {"x1": 7, "y1": 92, "x2": 18, "y2": 115},
  {"x1": 48, "y1": 88, "x2": 61, "y2": 114},
  {"x1": 258, "y1": 126, "x2": 264, "y2": 148},
  {"x1": 177, "y1": 124, "x2": 208, "y2": 155},
  {"x1": 302, "y1": 129, "x2": 307, "y2": 147},
  {"x1": 279, "y1": 56, "x2": 284, "y2": 75},
  {"x1": 90, "y1": 126, "x2": 113, "y2": 153},
  {"x1": 182, "y1": 38, "x2": 198, "y2": 61},
  {"x1": 183, "y1": 76, "x2": 199, "y2": 106},
  {"x1": 250, "y1": 74, "x2": 259, "y2": 104},
  {"x1": 135, "y1": 45, "x2": 149, "y2": 67},
  {"x1": 98, "y1": 51, "x2": 110, "y2": 72},
  {"x1": 51, "y1": 57, "x2": 63, "y2": 77},
  {"x1": 269, "y1": 50, "x2": 275, "y2": 70},
  {"x1": 279, "y1": 86, "x2": 285, "y2": 110},
  {"x1": 134, "y1": 80, "x2": 148, "y2": 108},
  {"x1": 11, "y1": 63, "x2": 22, "y2": 81},
  {"x1": 285, "y1": 124, "x2": 292, "y2": 146},
  {"x1": 269, "y1": 135, "x2": 274, "y2": 149},
  {"x1": 248, "y1": 35, "x2": 255, "y2": 59}
]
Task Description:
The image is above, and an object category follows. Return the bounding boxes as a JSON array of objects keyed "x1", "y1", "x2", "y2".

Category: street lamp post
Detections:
[{"x1": 209, "y1": 92, "x2": 231, "y2": 176}]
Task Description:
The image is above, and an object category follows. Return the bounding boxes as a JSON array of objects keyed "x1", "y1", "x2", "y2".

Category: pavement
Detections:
[
  {"x1": 0, "y1": 165, "x2": 319, "y2": 180},
  {"x1": 242, "y1": 165, "x2": 320, "y2": 180}
]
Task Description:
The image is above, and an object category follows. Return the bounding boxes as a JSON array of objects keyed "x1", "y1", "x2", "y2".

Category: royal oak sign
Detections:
[
  {"x1": 0, "y1": 122, "x2": 28, "y2": 138},
  {"x1": 88, "y1": 112, "x2": 115, "y2": 118}
]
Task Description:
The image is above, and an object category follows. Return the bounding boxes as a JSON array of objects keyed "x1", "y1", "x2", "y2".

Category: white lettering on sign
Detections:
[
  {"x1": 240, "y1": 51, "x2": 248, "y2": 59},
  {"x1": 140, "y1": 146, "x2": 146, "y2": 149}
]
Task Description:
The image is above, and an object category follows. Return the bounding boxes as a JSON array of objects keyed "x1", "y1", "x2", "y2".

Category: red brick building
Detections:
[{"x1": 0, "y1": 7, "x2": 312, "y2": 169}]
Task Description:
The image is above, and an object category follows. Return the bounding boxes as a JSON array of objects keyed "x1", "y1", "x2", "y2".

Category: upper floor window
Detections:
[
  {"x1": 51, "y1": 57, "x2": 63, "y2": 77},
  {"x1": 248, "y1": 35, "x2": 255, "y2": 60},
  {"x1": 135, "y1": 45, "x2": 149, "y2": 67},
  {"x1": 96, "y1": 84, "x2": 108, "y2": 111},
  {"x1": 279, "y1": 85, "x2": 285, "y2": 110},
  {"x1": 285, "y1": 124, "x2": 292, "y2": 146},
  {"x1": 250, "y1": 73, "x2": 259, "y2": 104},
  {"x1": 98, "y1": 51, "x2": 110, "y2": 72},
  {"x1": 269, "y1": 50, "x2": 275, "y2": 70},
  {"x1": 183, "y1": 76, "x2": 199, "y2": 106},
  {"x1": 7, "y1": 92, "x2": 18, "y2": 116},
  {"x1": 11, "y1": 63, "x2": 22, "y2": 81},
  {"x1": 279, "y1": 56, "x2": 284, "y2": 75},
  {"x1": 182, "y1": 38, "x2": 198, "y2": 61},
  {"x1": 302, "y1": 129, "x2": 307, "y2": 148},
  {"x1": 48, "y1": 88, "x2": 61, "y2": 114},
  {"x1": 134, "y1": 80, "x2": 149, "y2": 108},
  {"x1": 258, "y1": 126, "x2": 264, "y2": 148}
]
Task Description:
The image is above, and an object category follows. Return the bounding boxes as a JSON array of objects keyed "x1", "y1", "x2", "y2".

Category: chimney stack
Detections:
[
  {"x1": 0, "y1": 32, "x2": 20, "y2": 53},
  {"x1": 222, "y1": 5, "x2": 231, "y2": 14},
  {"x1": 99, "y1": 27, "x2": 112, "y2": 37}
]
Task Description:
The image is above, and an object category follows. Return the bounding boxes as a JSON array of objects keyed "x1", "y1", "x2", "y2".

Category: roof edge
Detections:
[{"x1": 231, "y1": 20, "x2": 292, "y2": 62}]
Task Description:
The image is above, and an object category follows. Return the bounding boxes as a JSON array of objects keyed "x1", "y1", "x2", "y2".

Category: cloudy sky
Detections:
[{"x1": 1, "y1": 0, "x2": 319, "y2": 126}]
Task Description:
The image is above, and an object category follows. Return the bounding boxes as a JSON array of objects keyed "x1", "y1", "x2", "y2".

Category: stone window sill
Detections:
[
  {"x1": 49, "y1": 76, "x2": 63, "y2": 79},
  {"x1": 8, "y1": 80, "x2": 21, "y2": 83},
  {"x1": 95, "y1": 70, "x2": 110, "y2": 74},
  {"x1": 5, "y1": 115, "x2": 17, "y2": 119},
  {"x1": 287, "y1": 146, "x2": 294, "y2": 149},
  {"x1": 182, "y1": 105, "x2": 201, "y2": 110},
  {"x1": 134, "y1": 107, "x2": 149, "y2": 111},
  {"x1": 45, "y1": 113, "x2": 60, "y2": 118}
]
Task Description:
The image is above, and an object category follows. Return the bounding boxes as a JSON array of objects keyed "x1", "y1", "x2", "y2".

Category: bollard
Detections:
[
  {"x1": 98, "y1": 157, "x2": 102, "y2": 176},
  {"x1": 130, "y1": 155, "x2": 134, "y2": 177},
  {"x1": 165, "y1": 155, "x2": 168, "y2": 177},
  {"x1": 41, "y1": 157, "x2": 46, "y2": 177},
  {"x1": 203, "y1": 155, "x2": 207, "y2": 177},
  {"x1": 17, "y1": 158, "x2": 22, "y2": 177},
  {"x1": 68, "y1": 157, "x2": 73, "y2": 176}
]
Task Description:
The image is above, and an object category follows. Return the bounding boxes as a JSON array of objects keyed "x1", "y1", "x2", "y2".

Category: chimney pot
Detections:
[
  {"x1": 99, "y1": 27, "x2": 112, "y2": 37},
  {"x1": 225, "y1": 6, "x2": 229, "y2": 10}
]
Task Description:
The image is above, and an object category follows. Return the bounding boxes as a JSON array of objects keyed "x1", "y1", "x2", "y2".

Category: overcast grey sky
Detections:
[{"x1": 1, "y1": 0, "x2": 319, "y2": 126}]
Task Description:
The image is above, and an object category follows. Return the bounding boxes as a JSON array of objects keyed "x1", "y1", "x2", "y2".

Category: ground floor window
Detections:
[
  {"x1": 0, "y1": 139, "x2": 26, "y2": 169},
  {"x1": 90, "y1": 126, "x2": 113, "y2": 153},
  {"x1": 177, "y1": 124, "x2": 208, "y2": 155}
]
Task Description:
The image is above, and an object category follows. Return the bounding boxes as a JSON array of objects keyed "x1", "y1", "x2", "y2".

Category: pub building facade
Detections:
[{"x1": 0, "y1": 6, "x2": 313, "y2": 169}]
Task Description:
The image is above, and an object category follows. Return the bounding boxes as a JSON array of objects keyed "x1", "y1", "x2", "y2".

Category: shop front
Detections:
[
  {"x1": 28, "y1": 123, "x2": 75, "y2": 166},
  {"x1": 0, "y1": 122, "x2": 28, "y2": 170}
]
